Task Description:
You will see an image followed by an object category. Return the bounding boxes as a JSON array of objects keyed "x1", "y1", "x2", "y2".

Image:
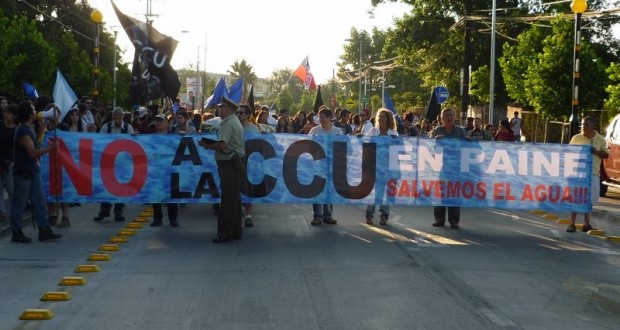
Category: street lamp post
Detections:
[
  {"x1": 489, "y1": 0, "x2": 497, "y2": 127},
  {"x1": 91, "y1": 9, "x2": 103, "y2": 102},
  {"x1": 113, "y1": 29, "x2": 118, "y2": 108},
  {"x1": 570, "y1": 0, "x2": 588, "y2": 138},
  {"x1": 358, "y1": 40, "x2": 363, "y2": 113},
  {"x1": 345, "y1": 38, "x2": 363, "y2": 113}
]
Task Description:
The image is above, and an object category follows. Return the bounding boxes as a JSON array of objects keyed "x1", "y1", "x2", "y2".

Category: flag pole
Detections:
[
  {"x1": 269, "y1": 56, "x2": 308, "y2": 111},
  {"x1": 269, "y1": 71, "x2": 296, "y2": 111}
]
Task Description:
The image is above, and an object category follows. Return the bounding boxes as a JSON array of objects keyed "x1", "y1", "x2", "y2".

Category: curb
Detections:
[{"x1": 592, "y1": 209, "x2": 620, "y2": 226}]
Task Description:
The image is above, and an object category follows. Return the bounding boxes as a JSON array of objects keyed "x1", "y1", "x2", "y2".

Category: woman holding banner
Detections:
[{"x1": 365, "y1": 109, "x2": 398, "y2": 226}]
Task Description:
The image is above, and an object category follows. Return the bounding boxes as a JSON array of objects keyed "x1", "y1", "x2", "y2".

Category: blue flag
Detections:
[
  {"x1": 227, "y1": 78, "x2": 244, "y2": 103},
  {"x1": 384, "y1": 90, "x2": 404, "y2": 127},
  {"x1": 52, "y1": 69, "x2": 78, "y2": 121},
  {"x1": 22, "y1": 82, "x2": 39, "y2": 100},
  {"x1": 172, "y1": 102, "x2": 181, "y2": 114},
  {"x1": 204, "y1": 77, "x2": 227, "y2": 109}
]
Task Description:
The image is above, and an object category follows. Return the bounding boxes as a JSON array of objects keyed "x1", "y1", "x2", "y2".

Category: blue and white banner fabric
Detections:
[{"x1": 41, "y1": 131, "x2": 592, "y2": 213}]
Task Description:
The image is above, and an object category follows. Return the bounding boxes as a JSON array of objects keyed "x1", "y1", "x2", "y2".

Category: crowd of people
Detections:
[{"x1": 0, "y1": 93, "x2": 602, "y2": 244}]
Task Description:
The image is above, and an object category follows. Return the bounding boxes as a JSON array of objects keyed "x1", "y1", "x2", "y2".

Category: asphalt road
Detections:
[{"x1": 1, "y1": 201, "x2": 619, "y2": 330}]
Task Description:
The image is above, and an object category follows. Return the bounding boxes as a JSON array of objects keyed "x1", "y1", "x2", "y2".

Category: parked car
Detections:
[{"x1": 601, "y1": 114, "x2": 620, "y2": 196}]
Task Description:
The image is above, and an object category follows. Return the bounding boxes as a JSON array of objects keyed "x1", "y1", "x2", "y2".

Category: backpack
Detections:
[{"x1": 107, "y1": 122, "x2": 128, "y2": 134}]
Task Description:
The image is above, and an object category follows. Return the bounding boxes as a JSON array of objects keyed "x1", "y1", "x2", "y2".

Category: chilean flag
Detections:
[{"x1": 294, "y1": 56, "x2": 317, "y2": 90}]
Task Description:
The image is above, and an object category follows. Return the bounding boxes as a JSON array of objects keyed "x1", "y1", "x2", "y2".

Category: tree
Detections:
[
  {"x1": 227, "y1": 59, "x2": 257, "y2": 103},
  {"x1": 605, "y1": 62, "x2": 620, "y2": 117},
  {"x1": 276, "y1": 89, "x2": 293, "y2": 111},
  {"x1": 500, "y1": 17, "x2": 607, "y2": 119},
  {"x1": 0, "y1": 11, "x2": 55, "y2": 99},
  {"x1": 470, "y1": 65, "x2": 490, "y2": 104}
]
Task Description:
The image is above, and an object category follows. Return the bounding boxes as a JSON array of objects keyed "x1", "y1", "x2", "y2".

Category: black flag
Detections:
[
  {"x1": 247, "y1": 85, "x2": 255, "y2": 117},
  {"x1": 424, "y1": 87, "x2": 441, "y2": 122},
  {"x1": 313, "y1": 85, "x2": 324, "y2": 113},
  {"x1": 112, "y1": 1, "x2": 181, "y2": 104}
]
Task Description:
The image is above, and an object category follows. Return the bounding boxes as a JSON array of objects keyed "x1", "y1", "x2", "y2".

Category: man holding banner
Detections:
[
  {"x1": 309, "y1": 108, "x2": 341, "y2": 226},
  {"x1": 431, "y1": 108, "x2": 469, "y2": 229}
]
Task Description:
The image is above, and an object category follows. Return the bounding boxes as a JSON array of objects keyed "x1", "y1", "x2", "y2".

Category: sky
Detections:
[{"x1": 88, "y1": 0, "x2": 412, "y2": 84}]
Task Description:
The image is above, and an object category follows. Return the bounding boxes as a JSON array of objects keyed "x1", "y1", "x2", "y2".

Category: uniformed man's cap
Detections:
[{"x1": 217, "y1": 96, "x2": 238, "y2": 109}]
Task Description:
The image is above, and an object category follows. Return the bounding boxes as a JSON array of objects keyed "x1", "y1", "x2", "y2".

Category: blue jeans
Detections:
[
  {"x1": 366, "y1": 205, "x2": 389, "y2": 218},
  {"x1": 11, "y1": 172, "x2": 49, "y2": 231},
  {"x1": 312, "y1": 204, "x2": 333, "y2": 219}
]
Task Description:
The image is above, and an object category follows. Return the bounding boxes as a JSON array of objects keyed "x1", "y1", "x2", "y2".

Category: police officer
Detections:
[{"x1": 199, "y1": 96, "x2": 245, "y2": 243}]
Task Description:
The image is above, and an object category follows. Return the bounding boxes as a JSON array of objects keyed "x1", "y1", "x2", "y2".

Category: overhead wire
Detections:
[{"x1": 18, "y1": 0, "x2": 114, "y2": 49}]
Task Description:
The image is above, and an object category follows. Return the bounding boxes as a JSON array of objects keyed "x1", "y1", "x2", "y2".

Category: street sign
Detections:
[
  {"x1": 361, "y1": 95, "x2": 369, "y2": 104},
  {"x1": 345, "y1": 98, "x2": 355, "y2": 108},
  {"x1": 436, "y1": 86, "x2": 449, "y2": 104}
]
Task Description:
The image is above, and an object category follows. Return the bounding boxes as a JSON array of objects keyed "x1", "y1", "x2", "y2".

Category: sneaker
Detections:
[
  {"x1": 566, "y1": 224, "x2": 577, "y2": 233},
  {"x1": 366, "y1": 214, "x2": 373, "y2": 225},
  {"x1": 11, "y1": 230, "x2": 32, "y2": 243},
  {"x1": 244, "y1": 216, "x2": 254, "y2": 227},
  {"x1": 581, "y1": 224, "x2": 594, "y2": 232},
  {"x1": 311, "y1": 217, "x2": 322, "y2": 226},
  {"x1": 169, "y1": 219, "x2": 180, "y2": 227},
  {"x1": 323, "y1": 218, "x2": 337, "y2": 225},
  {"x1": 38, "y1": 227, "x2": 62, "y2": 241},
  {"x1": 94, "y1": 211, "x2": 110, "y2": 222},
  {"x1": 150, "y1": 218, "x2": 163, "y2": 227}
]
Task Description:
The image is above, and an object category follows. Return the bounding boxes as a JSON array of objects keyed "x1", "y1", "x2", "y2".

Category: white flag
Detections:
[{"x1": 52, "y1": 69, "x2": 79, "y2": 121}]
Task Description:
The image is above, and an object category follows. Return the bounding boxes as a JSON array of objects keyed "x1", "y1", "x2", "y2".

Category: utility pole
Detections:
[{"x1": 461, "y1": 0, "x2": 473, "y2": 122}]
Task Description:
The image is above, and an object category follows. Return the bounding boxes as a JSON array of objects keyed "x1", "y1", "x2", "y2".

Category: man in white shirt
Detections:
[
  {"x1": 357, "y1": 109, "x2": 374, "y2": 135},
  {"x1": 358, "y1": 108, "x2": 374, "y2": 135},
  {"x1": 309, "y1": 108, "x2": 342, "y2": 226},
  {"x1": 510, "y1": 111, "x2": 523, "y2": 142},
  {"x1": 80, "y1": 96, "x2": 96, "y2": 132}
]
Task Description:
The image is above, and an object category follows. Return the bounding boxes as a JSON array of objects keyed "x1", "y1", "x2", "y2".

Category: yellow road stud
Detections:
[
  {"x1": 530, "y1": 210, "x2": 545, "y2": 215},
  {"x1": 88, "y1": 253, "x2": 112, "y2": 261},
  {"x1": 74, "y1": 264, "x2": 101, "y2": 273},
  {"x1": 117, "y1": 229, "x2": 137, "y2": 236},
  {"x1": 543, "y1": 214, "x2": 558, "y2": 220},
  {"x1": 133, "y1": 217, "x2": 149, "y2": 223},
  {"x1": 556, "y1": 219, "x2": 571, "y2": 224},
  {"x1": 108, "y1": 236, "x2": 129, "y2": 243},
  {"x1": 59, "y1": 277, "x2": 87, "y2": 286},
  {"x1": 40, "y1": 291, "x2": 71, "y2": 301},
  {"x1": 606, "y1": 236, "x2": 620, "y2": 242},
  {"x1": 587, "y1": 229, "x2": 605, "y2": 237},
  {"x1": 99, "y1": 244, "x2": 121, "y2": 252},
  {"x1": 575, "y1": 224, "x2": 584, "y2": 230},
  {"x1": 20, "y1": 309, "x2": 54, "y2": 320},
  {"x1": 125, "y1": 222, "x2": 143, "y2": 229}
]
